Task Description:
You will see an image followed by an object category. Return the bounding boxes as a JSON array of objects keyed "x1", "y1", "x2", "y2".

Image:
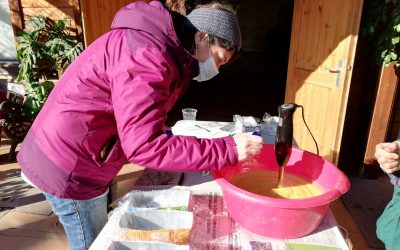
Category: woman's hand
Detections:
[
  {"x1": 375, "y1": 141, "x2": 400, "y2": 174},
  {"x1": 233, "y1": 133, "x2": 263, "y2": 161}
]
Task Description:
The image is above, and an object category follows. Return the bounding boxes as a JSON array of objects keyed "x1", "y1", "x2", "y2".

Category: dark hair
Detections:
[
  {"x1": 169, "y1": 0, "x2": 239, "y2": 53},
  {"x1": 208, "y1": 34, "x2": 236, "y2": 51},
  {"x1": 185, "y1": 0, "x2": 239, "y2": 14}
]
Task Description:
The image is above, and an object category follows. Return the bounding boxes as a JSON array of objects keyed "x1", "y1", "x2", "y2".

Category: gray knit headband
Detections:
[{"x1": 186, "y1": 8, "x2": 242, "y2": 49}]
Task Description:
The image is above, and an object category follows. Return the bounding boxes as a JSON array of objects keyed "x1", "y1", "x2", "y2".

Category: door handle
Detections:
[
  {"x1": 325, "y1": 59, "x2": 343, "y2": 87},
  {"x1": 325, "y1": 67, "x2": 341, "y2": 73}
]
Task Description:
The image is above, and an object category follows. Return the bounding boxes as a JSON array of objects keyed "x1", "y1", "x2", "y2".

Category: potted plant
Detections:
[
  {"x1": 0, "y1": 15, "x2": 83, "y2": 160},
  {"x1": 16, "y1": 15, "x2": 83, "y2": 117}
]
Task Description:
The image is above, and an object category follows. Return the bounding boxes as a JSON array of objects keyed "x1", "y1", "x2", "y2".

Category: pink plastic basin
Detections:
[{"x1": 212, "y1": 144, "x2": 350, "y2": 239}]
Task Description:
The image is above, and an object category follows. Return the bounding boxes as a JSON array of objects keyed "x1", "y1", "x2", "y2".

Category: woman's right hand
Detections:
[
  {"x1": 233, "y1": 133, "x2": 263, "y2": 161},
  {"x1": 375, "y1": 141, "x2": 400, "y2": 173}
]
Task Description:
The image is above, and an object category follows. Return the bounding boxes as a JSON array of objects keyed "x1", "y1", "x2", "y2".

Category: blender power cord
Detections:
[{"x1": 295, "y1": 104, "x2": 320, "y2": 156}]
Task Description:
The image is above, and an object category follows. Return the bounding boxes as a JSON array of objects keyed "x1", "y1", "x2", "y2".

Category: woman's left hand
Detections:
[{"x1": 375, "y1": 141, "x2": 400, "y2": 174}]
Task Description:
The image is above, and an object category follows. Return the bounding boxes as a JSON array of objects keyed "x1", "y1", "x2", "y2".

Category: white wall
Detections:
[{"x1": 0, "y1": 0, "x2": 17, "y2": 60}]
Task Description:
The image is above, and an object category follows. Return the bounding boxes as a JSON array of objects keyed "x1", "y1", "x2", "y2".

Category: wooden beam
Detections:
[
  {"x1": 72, "y1": 0, "x2": 84, "y2": 44},
  {"x1": 7, "y1": 0, "x2": 24, "y2": 40},
  {"x1": 364, "y1": 62, "x2": 399, "y2": 166}
]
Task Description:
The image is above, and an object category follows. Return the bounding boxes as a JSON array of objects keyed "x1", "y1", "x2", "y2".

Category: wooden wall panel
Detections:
[
  {"x1": 7, "y1": 0, "x2": 83, "y2": 43},
  {"x1": 80, "y1": 0, "x2": 140, "y2": 46},
  {"x1": 23, "y1": 7, "x2": 77, "y2": 33},
  {"x1": 20, "y1": 0, "x2": 78, "y2": 8}
]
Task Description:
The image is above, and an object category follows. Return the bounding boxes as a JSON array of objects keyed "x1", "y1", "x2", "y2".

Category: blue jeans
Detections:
[{"x1": 43, "y1": 192, "x2": 108, "y2": 250}]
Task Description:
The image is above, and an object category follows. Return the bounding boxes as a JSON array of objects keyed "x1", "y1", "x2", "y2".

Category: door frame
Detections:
[{"x1": 363, "y1": 63, "x2": 399, "y2": 170}]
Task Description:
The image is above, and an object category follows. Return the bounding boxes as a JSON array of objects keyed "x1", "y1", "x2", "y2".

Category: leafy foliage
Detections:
[
  {"x1": 23, "y1": 81, "x2": 55, "y2": 117},
  {"x1": 16, "y1": 16, "x2": 83, "y2": 117},
  {"x1": 362, "y1": 0, "x2": 400, "y2": 67}
]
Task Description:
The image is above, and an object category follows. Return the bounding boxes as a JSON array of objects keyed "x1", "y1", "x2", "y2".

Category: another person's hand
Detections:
[
  {"x1": 233, "y1": 133, "x2": 263, "y2": 161},
  {"x1": 375, "y1": 141, "x2": 400, "y2": 173}
]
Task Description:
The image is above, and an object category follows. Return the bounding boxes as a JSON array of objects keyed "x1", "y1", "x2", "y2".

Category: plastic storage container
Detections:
[
  {"x1": 116, "y1": 210, "x2": 193, "y2": 244},
  {"x1": 212, "y1": 144, "x2": 350, "y2": 238},
  {"x1": 108, "y1": 241, "x2": 189, "y2": 250}
]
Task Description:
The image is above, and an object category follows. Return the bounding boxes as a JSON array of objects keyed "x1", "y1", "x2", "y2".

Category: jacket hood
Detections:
[{"x1": 111, "y1": 1, "x2": 178, "y2": 47}]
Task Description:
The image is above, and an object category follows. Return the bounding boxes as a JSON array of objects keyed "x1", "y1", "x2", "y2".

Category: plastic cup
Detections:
[{"x1": 182, "y1": 108, "x2": 197, "y2": 120}]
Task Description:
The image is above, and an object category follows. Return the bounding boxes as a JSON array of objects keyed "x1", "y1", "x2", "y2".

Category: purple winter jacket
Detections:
[{"x1": 17, "y1": 1, "x2": 238, "y2": 200}]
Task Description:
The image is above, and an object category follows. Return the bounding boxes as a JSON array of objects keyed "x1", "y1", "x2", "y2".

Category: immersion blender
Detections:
[{"x1": 275, "y1": 103, "x2": 297, "y2": 187}]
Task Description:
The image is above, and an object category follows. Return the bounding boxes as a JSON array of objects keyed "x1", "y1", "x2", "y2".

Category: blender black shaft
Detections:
[
  {"x1": 275, "y1": 103, "x2": 296, "y2": 187},
  {"x1": 275, "y1": 142, "x2": 292, "y2": 167}
]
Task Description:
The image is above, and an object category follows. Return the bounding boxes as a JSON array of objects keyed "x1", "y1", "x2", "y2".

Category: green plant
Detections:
[
  {"x1": 362, "y1": 0, "x2": 400, "y2": 67},
  {"x1": 15, "y1": 15, "x2": 83, "y2": 117},
  {"x1": 23, "y1": 81, "x2": 55, "y2": 117}
]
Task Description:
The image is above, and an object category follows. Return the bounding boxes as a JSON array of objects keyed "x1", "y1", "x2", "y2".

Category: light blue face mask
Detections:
[{"x1": 193, "y1": 50, "x2": 219, "y2": 82}]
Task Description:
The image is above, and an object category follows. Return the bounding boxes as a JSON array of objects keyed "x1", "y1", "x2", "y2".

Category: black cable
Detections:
[{"x1": 295, "y1": 104, "x2": 320, "y2": 156}]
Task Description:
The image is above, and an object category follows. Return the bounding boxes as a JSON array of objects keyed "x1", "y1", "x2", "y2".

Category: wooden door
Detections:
[{"x1": 285, "y1": 0, "x2": 364, "y2": 163}]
